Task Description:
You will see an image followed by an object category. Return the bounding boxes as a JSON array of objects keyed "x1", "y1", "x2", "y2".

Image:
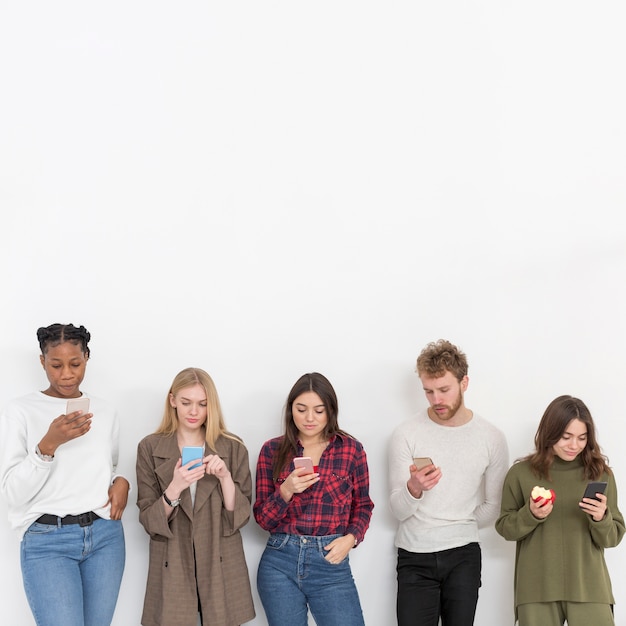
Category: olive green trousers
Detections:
[{"x1": 518, "y1": 601, "x2": 614, "y2": 626}]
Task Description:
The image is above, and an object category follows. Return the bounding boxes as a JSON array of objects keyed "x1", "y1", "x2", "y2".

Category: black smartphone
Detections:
[{"x1": 582, "y1": 481, "x2": 607, "y2": 501}]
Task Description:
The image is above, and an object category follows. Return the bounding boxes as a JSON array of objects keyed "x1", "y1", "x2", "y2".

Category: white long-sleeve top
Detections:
[
  {"x1": 389, "y1": 409, "x2": 508, "y2": 553},
  {"x1": 0, "y1": 391, "x2": 123, "y2": 540}
]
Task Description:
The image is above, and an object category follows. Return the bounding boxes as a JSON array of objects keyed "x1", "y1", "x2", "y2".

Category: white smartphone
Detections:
[
  {"x1": 413, "y1": 457, "x2": 434, "y2": 471},
  {"x1": 181, "y1": 446, "x2": 204, "y2": 470},
  {"x1": 66, "y1": 397, "x2": 90, "y2": 415},
  {"x1": 294, "y1": 456, "x2": 314, "y2": 474}
]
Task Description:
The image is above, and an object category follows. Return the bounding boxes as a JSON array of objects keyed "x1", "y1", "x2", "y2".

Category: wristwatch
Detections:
[{"x1": 163, "y1": 492, "x2": 180, "y2": 507}]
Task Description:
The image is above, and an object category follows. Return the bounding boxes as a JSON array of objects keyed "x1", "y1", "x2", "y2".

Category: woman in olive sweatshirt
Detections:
[{"x1": 496, "y1": 395, "x2": 624, "y2": 626}]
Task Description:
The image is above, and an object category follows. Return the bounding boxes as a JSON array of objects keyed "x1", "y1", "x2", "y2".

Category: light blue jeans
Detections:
[
  {"x1": 257, "y1": 533, "x2": 365, "y2": 626},
  {"x1": 20, "y1": 517, "x2": 125, "y2": 626}
]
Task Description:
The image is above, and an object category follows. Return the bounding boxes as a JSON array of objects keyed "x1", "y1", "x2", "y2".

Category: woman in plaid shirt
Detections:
[{"x1": 254, "y1": 372, "x2": 374, "y2": 626}]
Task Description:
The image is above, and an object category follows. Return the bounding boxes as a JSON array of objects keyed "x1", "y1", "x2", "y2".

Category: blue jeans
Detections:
[
  {"x1": 257, "y1": 533, "x2": 365, "y2": 626},
  {"x1": 396, "y1": 542, "x2": 481, "y2": 626},
  {"x1": 20, "y1": 517, "x2": 125, "y2": 626}
]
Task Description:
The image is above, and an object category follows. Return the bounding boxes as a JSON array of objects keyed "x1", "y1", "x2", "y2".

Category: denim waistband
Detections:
[{"x1": 270, "y1": 532, "x2": 343, "y2": 547}]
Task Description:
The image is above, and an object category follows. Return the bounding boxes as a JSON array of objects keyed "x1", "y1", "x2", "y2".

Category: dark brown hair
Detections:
[
  {"x1": 525, "y1": 395, "x2": 610, "y2": 481},
  {"x1": 272, "y1": 373, "x2": 350, "y2": 480}
]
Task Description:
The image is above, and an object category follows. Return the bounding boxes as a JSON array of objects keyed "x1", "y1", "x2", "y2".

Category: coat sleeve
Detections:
[
  {"x1": 220, "y1": 439, "x2": 252, "y2": 536},
  {"x1": 136, "y1": 437, "x2": 176, "y2": 539}
]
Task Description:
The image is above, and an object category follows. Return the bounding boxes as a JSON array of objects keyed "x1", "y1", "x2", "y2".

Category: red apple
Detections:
[{"x1": 531, "y1": 485, "x2": 556, "y2": 505}]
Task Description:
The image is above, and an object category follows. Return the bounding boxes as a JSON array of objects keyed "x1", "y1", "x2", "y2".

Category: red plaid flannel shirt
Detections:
[{"x1": 253, "y1": 433, "x2": 374, "y2": 544}]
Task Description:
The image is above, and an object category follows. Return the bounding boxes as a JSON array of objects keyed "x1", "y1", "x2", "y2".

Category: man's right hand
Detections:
[{"x1": 407, "y1": 462, "x2": 442, "y2": 499}]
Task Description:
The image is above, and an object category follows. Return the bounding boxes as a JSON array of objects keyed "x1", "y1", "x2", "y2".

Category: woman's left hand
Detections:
[
  {"x1": 580, "y1": 492, "x2": 608, "y2": 522},
  {"x1": 106, "y1": 477, "x2": 130, "y2": 520},
  {"x1": 323, "y1": 534, "x2": 356, "y2": 565},
  {"x1": 204, "y1": 454, "x2": 230, "y2": 481}
]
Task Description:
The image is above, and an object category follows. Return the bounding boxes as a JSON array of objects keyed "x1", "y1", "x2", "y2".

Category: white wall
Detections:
[{"x1": 1, "y1": 2, "x2": 625, "y2": 625}]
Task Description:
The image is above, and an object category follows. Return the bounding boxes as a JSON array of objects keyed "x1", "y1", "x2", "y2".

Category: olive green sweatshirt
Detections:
[{"x1": 495, "y1": 456, "x2": 624, "y2": 618}]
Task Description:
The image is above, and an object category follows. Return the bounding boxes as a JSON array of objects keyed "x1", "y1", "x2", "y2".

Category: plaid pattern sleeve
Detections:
[
  {"x1": 253, "y1": 434, "x2": 374, "y2": 543},
  {"x1": 253, "y1": 437, "x2": 291, "y2": 531}
]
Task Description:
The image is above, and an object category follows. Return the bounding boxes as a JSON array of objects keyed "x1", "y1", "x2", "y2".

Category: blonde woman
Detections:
[{"x1": 136, "y1": 368, "x2": 255, "y2": 626}]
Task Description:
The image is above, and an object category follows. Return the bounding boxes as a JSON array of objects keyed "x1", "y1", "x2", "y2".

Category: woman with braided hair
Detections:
[{"x1": 0, "y1": 323, "x2": 129, "y2": 626}]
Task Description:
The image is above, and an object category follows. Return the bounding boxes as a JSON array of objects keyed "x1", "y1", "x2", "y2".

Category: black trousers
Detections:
[{"x1": 396, "y1": 542, "x2": 481, "y2": 626}]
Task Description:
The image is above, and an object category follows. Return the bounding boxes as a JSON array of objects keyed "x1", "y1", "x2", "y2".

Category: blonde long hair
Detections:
[{"x1": 155, "y1": 367, "x2": 240, "y2": 448}]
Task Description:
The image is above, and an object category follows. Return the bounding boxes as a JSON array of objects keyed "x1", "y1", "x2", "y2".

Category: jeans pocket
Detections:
[
  {"x1": 316, "y1": 536, "x2": 350, "y2": 566},
  {"x1": 26, "y1": 522, "x2": 57, "y2": 536}
]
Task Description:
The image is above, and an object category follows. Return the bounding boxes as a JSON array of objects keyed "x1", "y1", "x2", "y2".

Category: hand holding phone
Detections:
[
  {"x1": 407, "y1": 456, "x2": 440, "y2": 498},
  {"x1": 294, "y1": 456, "x2": 314, "y2": 474},
  {"x1": 182, "y1": 446, "x2": 204, "y2": 470},
  {"x1": 580, "y1": 481, "x2": 608, "y2": 521},
  {"x1": 41, "y1": 396, "x2": 91, "y2": 454}
]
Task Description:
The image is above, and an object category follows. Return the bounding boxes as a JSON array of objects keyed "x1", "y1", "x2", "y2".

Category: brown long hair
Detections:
[
  {"x1": 525, "y1": 395, "x2": 610, "y2": 481},
  {"x1": 272, "y1": 373, "x2": 351, "y2": 481}
]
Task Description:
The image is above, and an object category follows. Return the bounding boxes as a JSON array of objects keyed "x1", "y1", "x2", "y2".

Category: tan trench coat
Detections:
[{"x1": 136, "y1": 433, "x2": 256, "y2": 626}]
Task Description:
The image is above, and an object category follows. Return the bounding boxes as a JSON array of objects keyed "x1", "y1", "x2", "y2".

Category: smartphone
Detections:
[
  {"x1": 413, "y1": 457, "x2": 434, "y2": 471},
  {"x1": 181, "y1": 446, "x2": 204, "y2": 470},
  {"x1": 66, "y1": 397, "x2": 90, "y2": 415},
  {"x1": 294, "y1": 456, "x2": 314, "y2": 474},
  {"x1": 582, "y1": 481, "x2": 607, "y2": 501}
]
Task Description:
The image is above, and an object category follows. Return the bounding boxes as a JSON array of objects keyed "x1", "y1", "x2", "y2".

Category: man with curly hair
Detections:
[{"x1": 389, "y1": 339, "x2": 509, "y2": 626}]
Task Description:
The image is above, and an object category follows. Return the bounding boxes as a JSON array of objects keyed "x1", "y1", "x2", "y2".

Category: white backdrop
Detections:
[{"x1": 1, "y1": 2, "x2": 625, "y2": 625}]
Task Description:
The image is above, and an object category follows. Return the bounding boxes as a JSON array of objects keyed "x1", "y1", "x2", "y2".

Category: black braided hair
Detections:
[{"x1": 36, "y1": 323, "x2": 91, "y2": 357}]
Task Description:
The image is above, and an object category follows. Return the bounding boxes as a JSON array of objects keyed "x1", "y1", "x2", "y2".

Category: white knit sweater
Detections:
[
  {"x1": 389, "y1": 409, "x2": 508, "y2": 553},
  {"x1": 0, "y1": 391, "x2": 124, "y2": 539}
]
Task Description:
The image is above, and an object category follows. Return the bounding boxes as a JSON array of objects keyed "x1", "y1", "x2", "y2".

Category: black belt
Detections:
[{"x1": 36, "y1": 512, "x2": 100, "y2": 527}]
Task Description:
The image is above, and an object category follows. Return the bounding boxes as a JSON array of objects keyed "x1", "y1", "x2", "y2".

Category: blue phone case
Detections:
[{"x1": 182, "y1": 446, "x2": 204, "y2": 469}]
